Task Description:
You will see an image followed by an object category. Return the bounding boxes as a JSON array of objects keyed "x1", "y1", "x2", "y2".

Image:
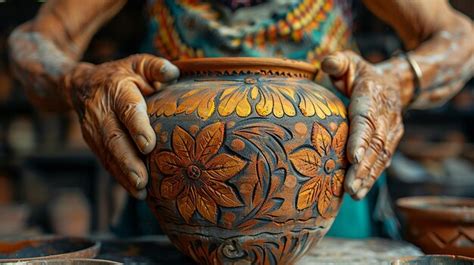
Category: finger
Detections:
[
  {"x1": 346, "y1": 87, "x2": 377, "y2": 164},
  {"x1": 115, "y1": 80, "x2": 156, "y2": 154},
  {"x1": 82, "y1": 116, "x2": 147, "y2": 199},
  {"x1": 321, "y1": 51, "x2": 360, "y2": 95},
  {"x1": 382, "y1": 123, "x2": 404, "y2": 168},
  {"x1": 345, "y1": 117, "x2": 388, "y2": 199},
  {"x1": 130, "y1": 54, "x2": 179, "y2": 84},
  {"x1": 356, "y1": 123, "x2": 404, "y2": 199},
  {"x1": 321, "y1": 51, "x2": 351, "y2": 77},
  {"x1": 101, "y1": 114, "x2": 149, "y2": 198}
]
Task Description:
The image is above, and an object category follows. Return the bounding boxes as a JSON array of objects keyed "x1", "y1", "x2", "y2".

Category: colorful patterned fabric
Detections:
[{"x1": 147, "y1": 0, "x2": 354, "y2": 71}]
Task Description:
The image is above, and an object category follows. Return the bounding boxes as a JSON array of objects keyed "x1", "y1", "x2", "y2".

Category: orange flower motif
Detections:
[
  {"x1": 156, "y1": 122, "x2": 246, "y2": 224},
  {"x1": 289, "y1": 122, "x2": 348, "y2": 217}
]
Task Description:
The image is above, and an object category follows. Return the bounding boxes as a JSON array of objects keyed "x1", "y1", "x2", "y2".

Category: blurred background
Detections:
[{"x1": 0, "y1": 0, "x2": 472, "y2": 239}]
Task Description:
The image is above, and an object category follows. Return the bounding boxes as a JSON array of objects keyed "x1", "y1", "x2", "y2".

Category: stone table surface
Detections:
[{"x1": 94, "y1": 236, "x2": 423, "y2": 264}]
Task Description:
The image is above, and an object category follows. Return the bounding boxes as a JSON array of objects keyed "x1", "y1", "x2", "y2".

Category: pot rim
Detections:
[
  {"x1": 0, "y1": 236, "x2": 100, "y2": 262},
  {"x1": 396, "y1": 196, "x2": 474, "y2": 223},
  {"x1": 172, "y1": 57, "x2": 318, "y2": 79}
]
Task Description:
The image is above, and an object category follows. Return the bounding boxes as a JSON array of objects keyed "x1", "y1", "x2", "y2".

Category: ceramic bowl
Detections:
[
  {"x1": 0, "y1": 237, "x2": 100, "y2": 263},
  {"x1": 391, "y1": 255, "x2": 474, "y2": 265},
  {"x1": 397, "y1": 196, "x2": 474, "y2": 257}
]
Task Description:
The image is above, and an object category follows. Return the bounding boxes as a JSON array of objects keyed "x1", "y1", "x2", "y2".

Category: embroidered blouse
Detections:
[{"x1": 147, "y1": 0, "x2": 354, "y2": 70}]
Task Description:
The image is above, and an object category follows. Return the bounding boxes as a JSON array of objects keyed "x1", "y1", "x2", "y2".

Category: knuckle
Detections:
[
  {"x1": 128, "y1": 53, "x2": 146, "y2": 62},
  {"x1": 104, "y1": 129, "x2": 125, "y2": 152},
  {"x1": 358, "y1": 114, "x2": 376, "y2": 132},
  {"x1": 359, "y1": 79, "x2": 375, "y2": 89},
  {"x1": 370, "y1": 136, "x2": 385, "y2": 152},
  {"x1": 119, "y1": 102, "x2": 139, "y2": 123},
  {"x1": 398, "y1": 124, "x2": 405, "y2": 136},
  {"x1": 360, "y1": 163, "x2": 372, "y2": 175},
  {"x1": 369, "y1": 167, "x2": 383, "y2": 182}
]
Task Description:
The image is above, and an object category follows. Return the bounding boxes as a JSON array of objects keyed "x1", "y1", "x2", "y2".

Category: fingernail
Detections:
[
  {"x1": 322, "y1": 56, "x2": 341, "y2": 74},
  {"x1": 354, "y1": 147, "x2": 365, "y2": 163},
  {"x1": 160, "y1": 61, "x2": 171, "y2": 74},
  {"x1": 136, "y1": 189, "x2": 147, "y2": 200},
  {"x1": 351, "y1": 179, "x2": 362, "y2": 192},
  {"x1": 356, "y1": 188, "x2": 369, "y2": 199},
  {"x1": 136, "y1": 135, "x2": 149, "y2": 152},
  {"x1": 160, "y1": 61, "x2": 179, "y2": 82},
  {"x1": 130, "y1": 172, "x2": 142, "y2": 189}
]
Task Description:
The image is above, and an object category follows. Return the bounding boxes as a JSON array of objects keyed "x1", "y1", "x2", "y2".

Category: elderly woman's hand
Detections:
[
  {"x1": 322, "y1": 51, "x2": 404, "y2": 200},
  {"x1": 64, "y1": 54, "x2": 179, "y2": 199}
]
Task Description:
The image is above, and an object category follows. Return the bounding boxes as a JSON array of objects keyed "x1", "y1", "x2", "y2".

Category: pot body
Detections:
[{"x1": 146, "y1": 58, "x2": 348, "y2": 264}]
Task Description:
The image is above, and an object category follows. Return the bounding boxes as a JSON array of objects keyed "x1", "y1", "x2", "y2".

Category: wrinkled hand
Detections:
[
  {"x1": 322, "y1": 51, "x2": 404, "y2": 200},
  {"x1": 64, "y1": 54, "x2": 179, "y2": 199}
]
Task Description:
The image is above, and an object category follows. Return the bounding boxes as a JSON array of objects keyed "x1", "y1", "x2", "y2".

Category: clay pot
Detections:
[
  {"x1": 146, "y1": 58, "x2": 348, "y2": 264},
  {"x1": 397, "y1": 196, "x2": 474, "y2": 257}
]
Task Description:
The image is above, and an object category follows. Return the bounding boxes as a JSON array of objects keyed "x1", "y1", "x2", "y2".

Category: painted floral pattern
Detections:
[
  {"x1": 155, "y1": 122, "x2": 246, "y2": 224},
  {"x1": 290, "y1": 121, "x2": 347, "y2": 217},
  {"x1": 148, "y1": 77, "x2": 346, "y2": 120}
]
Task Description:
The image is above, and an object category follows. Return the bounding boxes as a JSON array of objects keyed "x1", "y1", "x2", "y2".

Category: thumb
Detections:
[
  {"x1": 129, "y1": 54, "x2": 180, "y2": 84},
  {"x1": 321, "y1": 51, "x2": 358, "y2": 96},
  {"x1": 322, "y1": 52, "x2": 351, "y2": 77}
]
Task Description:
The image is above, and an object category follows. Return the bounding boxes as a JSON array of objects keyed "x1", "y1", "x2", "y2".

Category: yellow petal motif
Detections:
[
  {"x1": 219, "y1": 87, "x2": 249, "y2": 116},
  {"x1": 256, "y1": 89, "x2": 274, "y2": 116},
  {"x1": 148, "y1": 78, "x2": 346, "y2": 119},
  {"x1": 250, "y1": 86, "x2": 259, "y2": 99},
  {"x1": 197, "y1": 93, "x2": 216, "y2": 120},
  {"x1": 236, "y1": 96, "x2": 252, "y2": 117}
]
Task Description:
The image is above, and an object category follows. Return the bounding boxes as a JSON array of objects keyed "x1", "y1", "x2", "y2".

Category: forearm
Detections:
[
  {"x1": 377, "y1": 14, "x2": 473, "y2": 108},
  {"x1": 365, "y1": 0, "x2": 473, "y2": 108},
  {"x1": 8, "y1": 0, "x2": 126, "y2": 111}
]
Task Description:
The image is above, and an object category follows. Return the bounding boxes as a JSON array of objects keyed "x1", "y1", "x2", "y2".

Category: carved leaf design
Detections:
[
  {"x1": 233, "y1": 122, "x2": 289, "y2": 141},
  {"x1": 243, "y1": 154, "x2": 266, "y2": 210},
  {"x1": 160, "y1": 176, "x2": 184, "y2": 199},
  {"x1": 205, "y1": 153, "x2": 246, "y2": 181},
  {"x1": 177, "y1": 189, "x2": 196, "y2": 223},
  {"x1": 196, "y1": 191, "x2": 218, "y2": 224},
  {"x1": 332, "y1": 169, "x2": 344, "y2": 197},
  {"x1": 289, "y1": 148, "x2": 322, "y2": 177},
  {"x1": 172, "y1": 126, "x2": 196, "y2": 164},
  {"x1": 195, "y1": 122, "x2": 225, "y2": 163},
  {"x1": 296, "y1": 177, "x2": 322, "y2": 210},
  {"x1": 156, "y1": 151, "x2": 182, "y2": 174},
  {"x1": 311, "y1": 122, "x2": 332, "y2": 156},
  {"x1": 205, "y1": 180, "x2": 242, "y2": 207},
  {"x1": 332, "y1": 122, "x2": 348, "y2": 158},
  {"x1": 318, "y1": 177, "x2": 333, "y2": 217}
]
